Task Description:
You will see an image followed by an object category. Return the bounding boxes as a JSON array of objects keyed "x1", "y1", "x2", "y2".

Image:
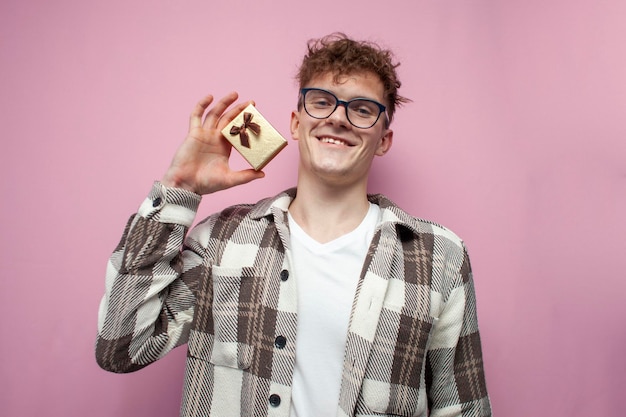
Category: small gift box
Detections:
[{"x1": 221, "y1": 103, "x2": 288, "y2": 171}]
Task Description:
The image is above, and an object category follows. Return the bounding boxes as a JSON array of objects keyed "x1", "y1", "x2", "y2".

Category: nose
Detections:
[{"x1": 326, "y1": 101, "x2": 351, "y2": 128}]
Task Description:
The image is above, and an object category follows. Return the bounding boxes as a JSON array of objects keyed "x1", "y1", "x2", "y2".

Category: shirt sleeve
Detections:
[
  {"x1": 95, "y1": 181, "x2": 203, "y2": 373},
  {"x1": 426, "y1": 244, "x2": 492, "y2": 416}
]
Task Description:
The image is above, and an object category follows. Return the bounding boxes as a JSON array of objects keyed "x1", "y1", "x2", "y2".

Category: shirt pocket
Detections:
[
  {"x1": 187, "y1": 329, "x2": 254, "y2": 370},
  {"x1": 187, "y1": 265, "x2": 257, "y2": 369}
]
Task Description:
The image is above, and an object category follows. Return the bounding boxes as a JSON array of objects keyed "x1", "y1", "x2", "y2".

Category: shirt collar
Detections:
[{"x1": 249, "y1": 188, "x2": 425, "y2": 237}]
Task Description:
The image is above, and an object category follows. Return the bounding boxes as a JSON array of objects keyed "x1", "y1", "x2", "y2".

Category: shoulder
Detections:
[
  {"x1": 210, "y1": 187, "x2": 295, "y2": 223},
  {"x1": 369, "y1": 193, "x2": 466, "y2": 251},
  {"x1": 188, "y1": 188, "x2": 295, "y2": 243}
]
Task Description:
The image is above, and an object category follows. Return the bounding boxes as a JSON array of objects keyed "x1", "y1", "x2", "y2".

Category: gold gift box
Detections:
[{"x1": 221, "y1": 104, "x2": 288, "y2": 171}]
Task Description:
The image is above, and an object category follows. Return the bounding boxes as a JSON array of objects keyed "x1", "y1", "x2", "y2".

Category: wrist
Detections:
[{"x1": 161, "y1": 172, "x2": 200, "y2": 194}]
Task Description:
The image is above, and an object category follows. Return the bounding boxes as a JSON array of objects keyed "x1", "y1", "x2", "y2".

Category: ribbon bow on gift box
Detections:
[{"x1": 229, "y1": 112, "x2": 261, "y2": 148}]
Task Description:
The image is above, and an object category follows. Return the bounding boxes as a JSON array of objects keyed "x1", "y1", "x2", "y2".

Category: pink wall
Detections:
[{"x1": 2, "y1": 1, "x2": 625, "y2": 416}]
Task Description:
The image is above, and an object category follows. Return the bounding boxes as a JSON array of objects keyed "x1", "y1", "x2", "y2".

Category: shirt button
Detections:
[
  {"x1": 269, "y1": 394, "x2": 281, "y2": 407},
  {"x1": 152, "y1": 197, "x2": 162, "y2": 207},
  {"x1": 280, "y1": 270, "x2": 289, "y2": 281},
  {"x1": 274, "y1": 335, "x2": 287, "y2": 349}
]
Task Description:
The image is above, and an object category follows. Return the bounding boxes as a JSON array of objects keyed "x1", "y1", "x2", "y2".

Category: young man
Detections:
[{"x1": 96, "y1": 33, "x2": 492, "y2": 417}]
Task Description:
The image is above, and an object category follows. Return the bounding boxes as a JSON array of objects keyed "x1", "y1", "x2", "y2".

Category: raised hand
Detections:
[{"x1": 161, "y1": 92, "x2": 265, "y2": 195}]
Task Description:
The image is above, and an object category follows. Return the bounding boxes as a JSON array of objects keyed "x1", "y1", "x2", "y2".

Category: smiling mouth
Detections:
[{"x1": 319, "y1": 137, "x2": 352, "y2": 146}]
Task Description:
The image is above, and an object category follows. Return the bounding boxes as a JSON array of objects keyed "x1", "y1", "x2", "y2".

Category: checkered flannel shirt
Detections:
[{"x1": 96, "y1": 183, "x2": 491, "y2": 417}]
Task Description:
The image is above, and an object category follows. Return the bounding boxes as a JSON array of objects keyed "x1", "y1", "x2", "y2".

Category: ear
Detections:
[
  {"x1": 290, "y1": 111, "x2": 301, "y2": 141},
  {"x1": 375, "y1": 129, "x2": 393, "y2": 156}
]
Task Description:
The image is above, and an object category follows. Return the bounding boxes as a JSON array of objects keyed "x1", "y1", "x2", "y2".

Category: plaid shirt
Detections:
[{"x1": 96, "y1": 183, "x2": 491, "y2": 417}]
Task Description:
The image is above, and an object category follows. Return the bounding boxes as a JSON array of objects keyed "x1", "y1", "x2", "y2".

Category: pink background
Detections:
[{"x1": 1, "y1": 0, "x2": 625, "y2": 416}]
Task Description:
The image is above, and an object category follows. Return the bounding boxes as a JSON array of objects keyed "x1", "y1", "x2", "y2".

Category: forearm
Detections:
[
  {"x1": 96, "y1": 183, "x2": 202, "y2": 373},
  {"x1": 427, "y1": 291, "x2": 491, "y2": 416},
  {"x1": 427, "y1": 249, "x2": 491, "y2": 416}
]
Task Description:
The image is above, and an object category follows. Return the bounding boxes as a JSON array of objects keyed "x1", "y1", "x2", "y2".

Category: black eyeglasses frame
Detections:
[{"x1": 299, "y1": 88, "x2": 388, "y2": 129}]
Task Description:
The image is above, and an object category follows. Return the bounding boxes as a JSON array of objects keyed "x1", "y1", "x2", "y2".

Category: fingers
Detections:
[
  {"x1": 217, "y1": 100, "x2": 255, "y2": 130},
  {"x1": 189, "y1": 94, "x2": 214, "y2": 130},
  {"x1": 228, "y1": 169, "x2": 266, "y2": 188},
  {"x1": 188, "y1": 92, "x2": 259, "y2": 135},
  {"x1": 201, "y1": 92, "x2": 239, "y2": 128},
  {"x1": 188, "y1": 92, "x2": 241, "y2": 130}
]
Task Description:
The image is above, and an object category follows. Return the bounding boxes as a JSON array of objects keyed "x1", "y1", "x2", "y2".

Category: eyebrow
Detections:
[{"x1": 309, "y1": 87, "x2": 383, "y2": 103}]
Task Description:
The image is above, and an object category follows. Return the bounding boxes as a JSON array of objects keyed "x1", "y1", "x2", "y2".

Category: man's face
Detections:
[{"x1": 290, "y1": 71, "x2": 393, "y2": 188}]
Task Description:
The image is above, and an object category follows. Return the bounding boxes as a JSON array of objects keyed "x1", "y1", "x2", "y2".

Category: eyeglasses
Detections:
[{"x1": 300, "y1": 88, "x2": 387, "y2": 129}]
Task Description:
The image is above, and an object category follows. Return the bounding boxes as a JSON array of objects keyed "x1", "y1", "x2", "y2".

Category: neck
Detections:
[{"x1": 289, "y1": 176, "x2": 370, "y2": 243}]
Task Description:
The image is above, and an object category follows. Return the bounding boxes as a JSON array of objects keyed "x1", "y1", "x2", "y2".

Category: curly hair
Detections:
[{"x1": 296, "y1": 33, "x2": 410, "y2": 125}]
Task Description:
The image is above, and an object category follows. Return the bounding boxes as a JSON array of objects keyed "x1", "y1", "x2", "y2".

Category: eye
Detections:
[
  {"x1": 350, "y1": 101, "x2": 377, "y2": 118},
  {"x1": 306, "y1": 91, "x2": 336, "y2": 109},
  {"x1": 311, "y1": 97, "x2": 333, "y2": 108}
]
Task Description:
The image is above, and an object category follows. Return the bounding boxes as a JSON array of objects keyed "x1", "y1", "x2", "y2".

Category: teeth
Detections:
[{"x1": 320, "y1": 137, "x2": 347, "y2": 146}]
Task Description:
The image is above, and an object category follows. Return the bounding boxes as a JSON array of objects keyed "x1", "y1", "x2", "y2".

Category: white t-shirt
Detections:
[{"x1": 288, "y1": 203, "x2": 380, "y2": 417}]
